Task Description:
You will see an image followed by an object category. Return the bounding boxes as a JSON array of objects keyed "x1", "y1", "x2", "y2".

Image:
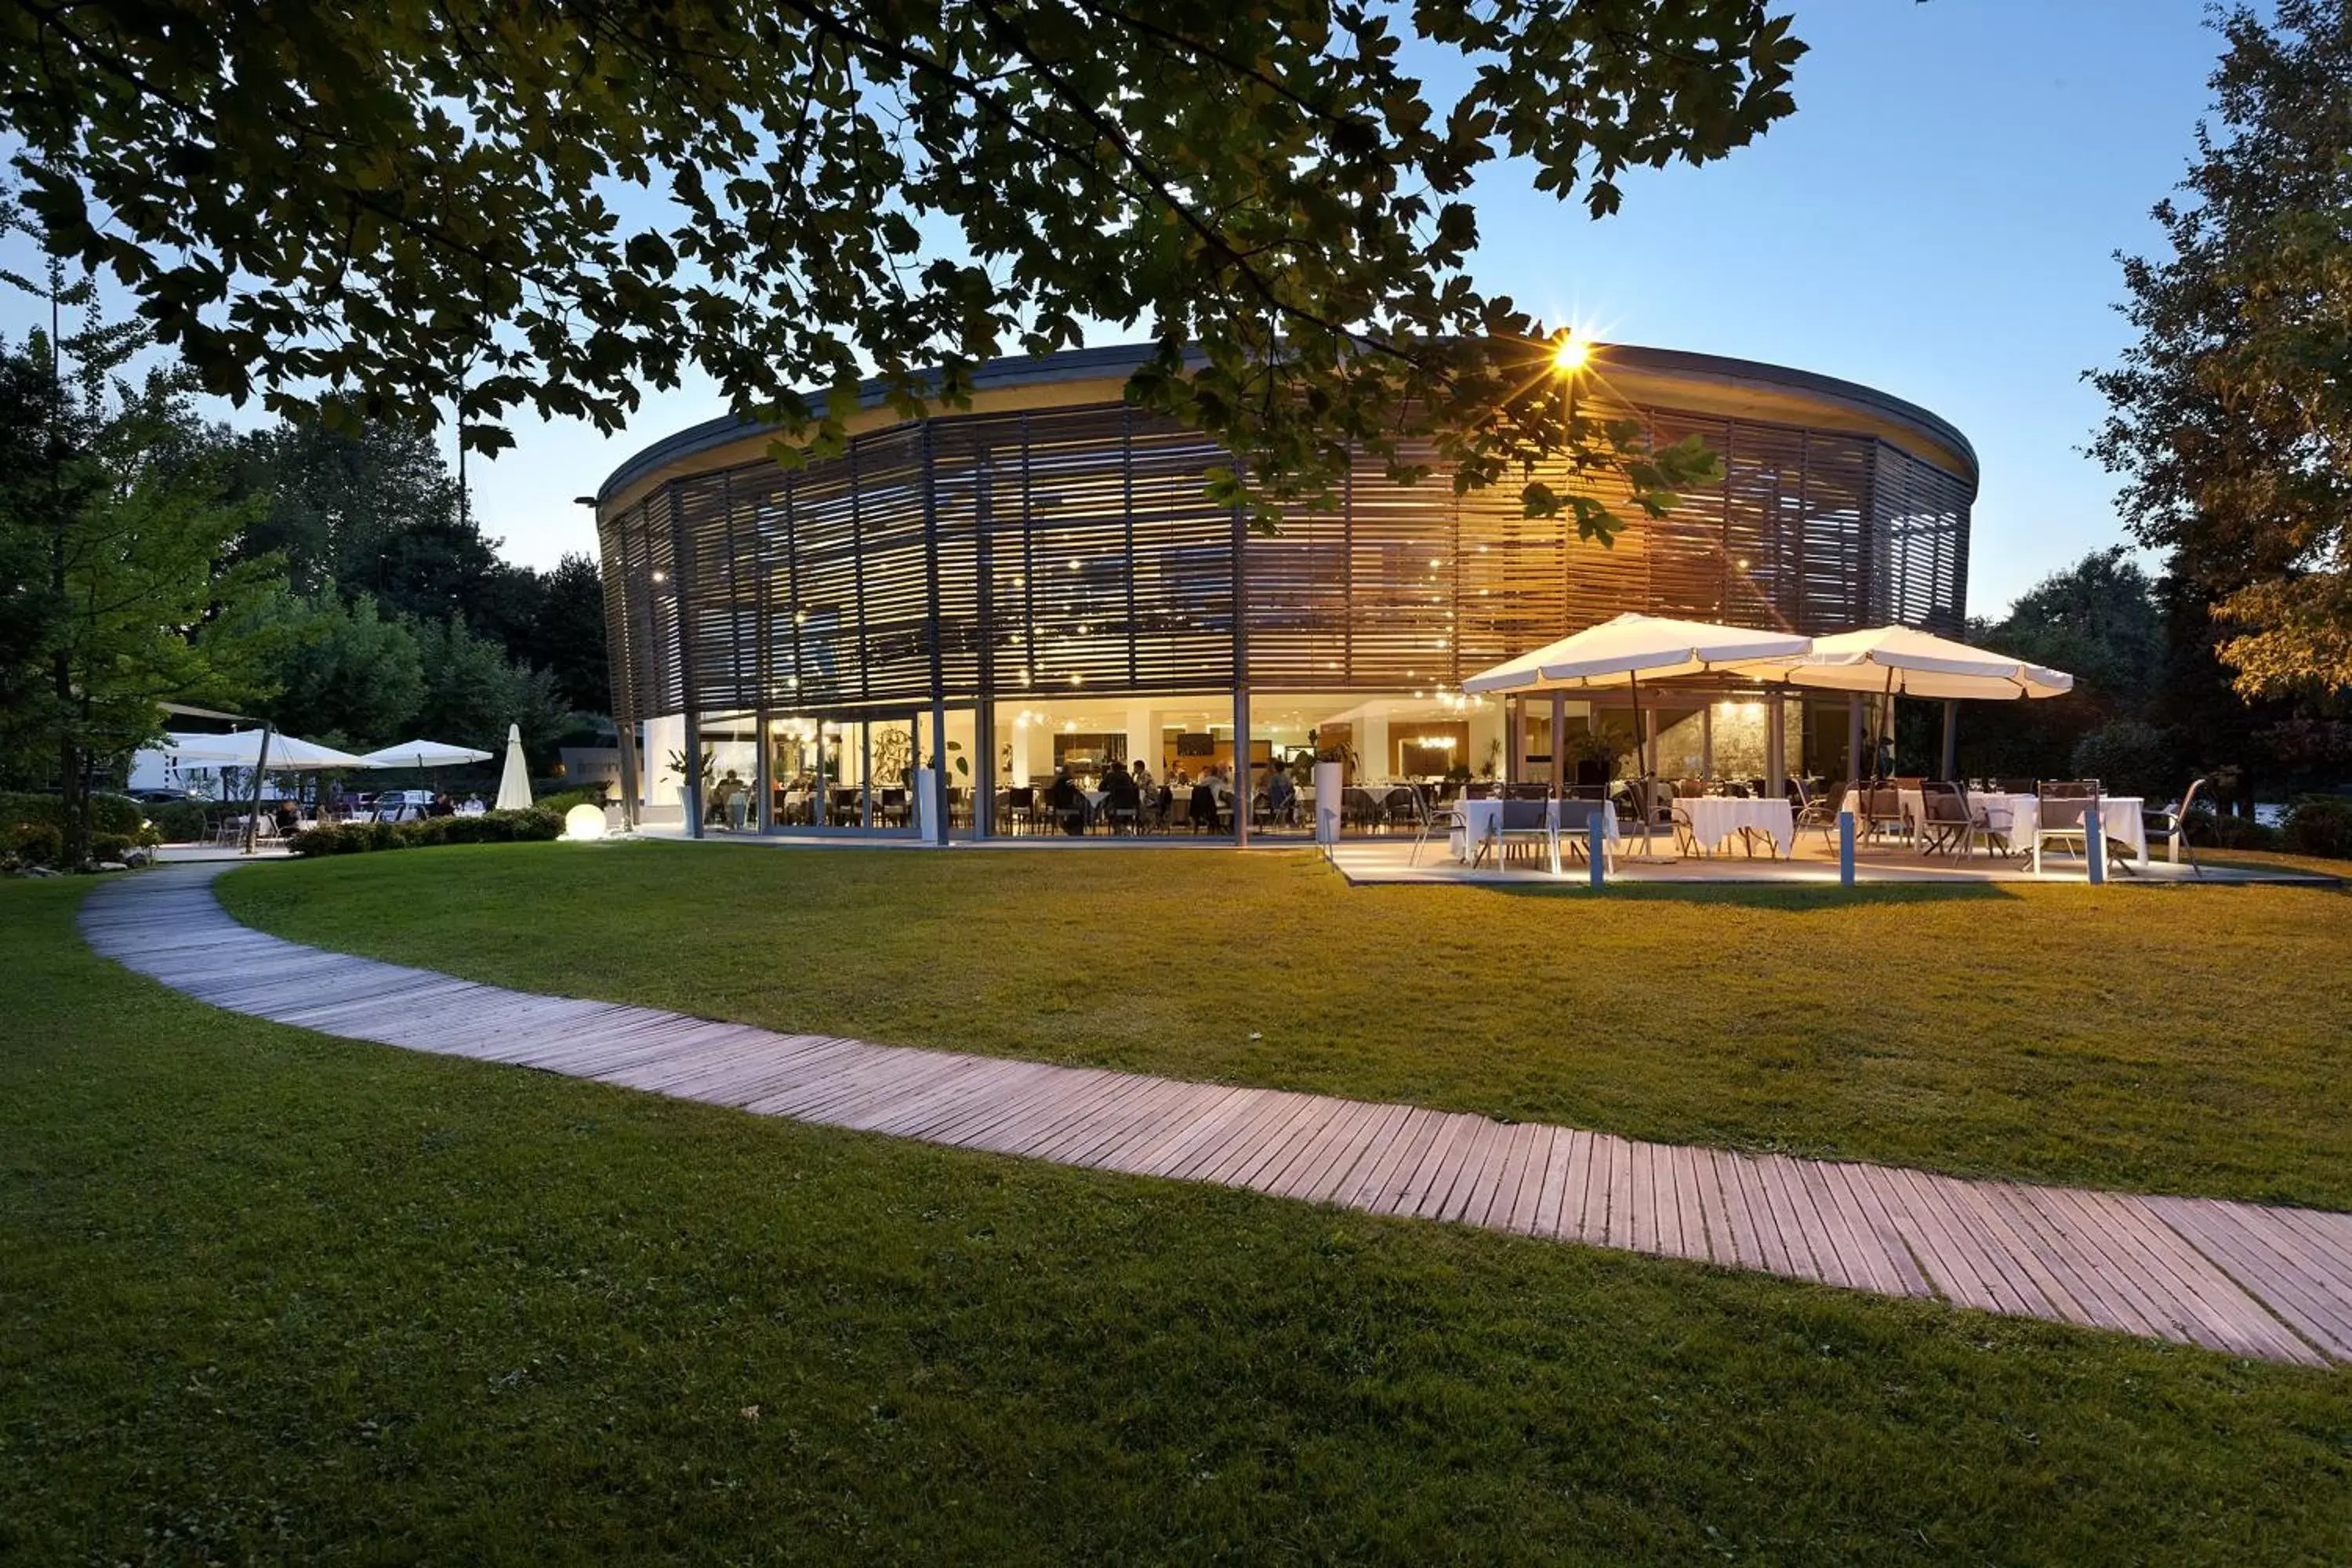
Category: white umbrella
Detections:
[
  {"x1": 1734, "y1": 625, "x2": 2073, "y2": 701},
  {"x1": 1728, "y1": 625, "x2": 2074, "y2": 780},
  {"x1": 494, "y1": 723, "x2": 533, "y2": 811},
  {"x1": 161, "y1": 729, "x2": 376, "y2": 769},
  {"x1": 357, "y1": 738, "x2": 495, "y2": 769},
  {"x1": 1462, "y1": 613, "x2": 1812, "y2": 782}
]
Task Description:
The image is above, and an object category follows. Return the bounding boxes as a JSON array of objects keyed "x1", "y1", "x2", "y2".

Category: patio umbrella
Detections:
[
  {"x1": 493, "y1": 723, "x2": 533, "y2": 811},
  {"x1": 159, "y1": 729, "x2": 379, "y2": 851},
  {"x1": 1462, "y1": 614, "x2": 1812, "y2": 855},
  {"x1": 1727, "y1": 625, "x2": 2074, "y2": 778},
  {"x1": 357, "y1": 738, "x2": 495, "y2": 771},
  {"x1": 1461, "y1": 613, "x2": 1812, "y2": 781},
  {"x1": 161, "y1": 729, "x2": 377, "y2": 769}
]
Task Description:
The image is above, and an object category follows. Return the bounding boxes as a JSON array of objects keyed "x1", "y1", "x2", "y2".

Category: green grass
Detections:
[
  {"x1": 6, "y1": 876, "x2": 2351, "y2": 1563},
  {"x1": 220, "y1": 842, "x2": 2352, "y2": 1210}
]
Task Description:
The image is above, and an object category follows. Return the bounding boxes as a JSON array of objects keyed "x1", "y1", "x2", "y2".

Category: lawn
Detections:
[
  {"x1": 5, "y1": 874, "x2": 2351, "y2": 1563},
  {"x1": 220, "y1": 841, "x2": 2352, "y2": 1210}
]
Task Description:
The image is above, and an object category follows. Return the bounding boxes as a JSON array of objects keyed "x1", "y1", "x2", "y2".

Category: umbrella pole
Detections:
[{"x1": 240, "y1": 726, "x2": 274, "y2": 855}]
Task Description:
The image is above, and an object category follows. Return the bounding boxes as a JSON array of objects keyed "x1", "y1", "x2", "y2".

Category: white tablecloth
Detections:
[
  {"x1": 1450, "y1": 799, "x2": 1621, "y2": 863},
  {"x1": 1837, "y1": 789, "x2": 2147, "y2": 862},
  {"x1": 1677, "y1": 796, "x2": 1794, "y2": 856}
]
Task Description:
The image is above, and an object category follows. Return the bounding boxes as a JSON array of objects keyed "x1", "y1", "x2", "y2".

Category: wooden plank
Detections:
[
  {"x1": 2145, "y1": 1197, "x2": 2352, "y2": 1361},
  {"x1": 1707, "y1": 1149, "x2": 1769, "y2": 1272},
  {"x1": 1533, "y1": 1128, "x2": 1583, "y2": 1240}
]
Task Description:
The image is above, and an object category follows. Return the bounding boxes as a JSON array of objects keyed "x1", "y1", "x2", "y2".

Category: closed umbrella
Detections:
[{"x1": 494, "y1": 724, "x2": 533, "y2": 811}]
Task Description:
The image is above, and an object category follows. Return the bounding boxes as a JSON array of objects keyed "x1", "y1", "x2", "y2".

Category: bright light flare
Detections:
[{"x1": 1552, "y1": 332, "x2": 1593, "y2": 374}]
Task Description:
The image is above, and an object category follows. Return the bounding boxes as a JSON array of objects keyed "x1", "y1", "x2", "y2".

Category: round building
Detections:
[{"x1": 592, "y1": 342, "x2": 1976, "y2": 838}]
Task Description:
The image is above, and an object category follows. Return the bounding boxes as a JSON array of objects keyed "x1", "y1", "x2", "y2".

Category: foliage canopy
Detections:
[
  {"x1": 2, "y1": 0, "x2": 1804, "y2": 533},
  {"x1": 2092, "y1": 0, "x2": 2352, "y2": 697}
]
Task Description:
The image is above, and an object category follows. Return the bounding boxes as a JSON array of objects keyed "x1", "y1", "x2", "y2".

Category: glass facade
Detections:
[{"x1": 597, "y1": 347, "x2": 1974, "y2": 840}]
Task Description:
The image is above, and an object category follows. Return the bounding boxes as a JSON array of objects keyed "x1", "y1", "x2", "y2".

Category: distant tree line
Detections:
[
  {"x1": 0, "y1": 274, "x2": 608, "y2": 863},
  {"x1": 216, "y1": 408, "x2": 611, "y2": 760}
]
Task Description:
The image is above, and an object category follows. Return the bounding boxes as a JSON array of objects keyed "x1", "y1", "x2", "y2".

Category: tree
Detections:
[
  {"x1": 517, "y1": 554, "x2": 612, "y2": 714},
  {"x1": 223, "y1": 587, "x2": 427, "y2": 750},
  {"x1": 0, "y1": 311, "x2": 285, "y2": 863},
  {"x1": 410, "y1": 615, "x2": 571, "y2": 768},
  {"x1": 230, "y1": 407, "x2": 494, "y2": 619},
  {"x1": 2, "y1": 0, "x2": 1802, "y2": 535},
  {"x1": 2091, "y1": 0, "x2": 2352, "y2": 697},
  {"x1": 1957, "y1": 550, "x2": 2171, "y2": 785}
]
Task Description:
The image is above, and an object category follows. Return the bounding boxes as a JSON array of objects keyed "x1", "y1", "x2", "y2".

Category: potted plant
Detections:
[
  {"x1": 1309, "y1": 729, "x2": 1355, "y2": 844},
  {"x1": 1568, "y1": 728, "x2": 1622, "y2": 789},
  {"x1": 666, "y1": 745, "x2": 713, "y2": 825}
]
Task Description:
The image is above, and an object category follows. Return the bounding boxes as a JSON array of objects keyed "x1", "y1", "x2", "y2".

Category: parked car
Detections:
[{"x1": 372, "y1": 789, "x2": 437, "y2": 823}]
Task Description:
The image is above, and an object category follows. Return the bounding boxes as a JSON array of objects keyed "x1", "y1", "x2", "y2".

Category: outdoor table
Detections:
[
  {"x1": 1677, "y1": 796, "x2": 1795, "y2": 857},
  {"x1": 1837, "y1": 790, "x2": 2147, "y2": 864}
]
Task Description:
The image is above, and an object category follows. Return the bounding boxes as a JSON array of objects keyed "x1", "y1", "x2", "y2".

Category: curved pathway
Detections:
[{"x1": 82, "y1": 864, "x2": 2352, "y2": 1368}]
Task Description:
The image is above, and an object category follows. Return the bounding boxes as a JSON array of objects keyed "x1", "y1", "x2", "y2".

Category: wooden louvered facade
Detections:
[
  {"x1": 602, "y1": 416, "x2": 1969, "y2": 722},
  {"x1": 595, "y1": 347, "x2": 1973, "y2": 833}
]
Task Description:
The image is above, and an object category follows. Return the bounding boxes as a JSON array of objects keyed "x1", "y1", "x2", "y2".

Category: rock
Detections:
[
  {"x1": 122, "y1": 847, "x2": 151, "y2": 867},
  {"x1": 94, "y1": 861, "x2": 132, "y2": 873},
  {"x1": 20, "y1": 865, "x2": 60, "y2": 878}
]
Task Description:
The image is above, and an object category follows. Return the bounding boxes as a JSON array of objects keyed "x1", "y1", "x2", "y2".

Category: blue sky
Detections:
[{"x1": 3, "y1": 0, "x2": 2239, "y2": 617}]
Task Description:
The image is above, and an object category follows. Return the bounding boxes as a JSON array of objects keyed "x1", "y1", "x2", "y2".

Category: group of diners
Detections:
[{"x1": 1004, "y1": 760, "x2": 1284, "y2": 836}]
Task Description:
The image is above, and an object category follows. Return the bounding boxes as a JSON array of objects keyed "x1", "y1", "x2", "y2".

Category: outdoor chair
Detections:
[
  {"x1": 1477, "y1": 797, "x2": 1559, "y2": 873},
  {"x1": 1406, "y1": 793, "x2": 1470, "y2": 866},
  {"x1": 2143, "y1": 777, "x2": 2210, "y2": 875},
  {"x1": 1791, "y1": 779, "x2": 1841, "y2": 850},
  {"x1": 1001, "y1": 786, "x2": 1035, "y2": 835},
  {"x1": 1863, "y1": 785, "x2": 1905, "y2": 844},
  {"x1": 1554, "y1": 799, "x2": 1613, "y2": 869},
  {"x1": 1916, "y1": 781, "x2": 1975, "y2": 855},
  {"x1": 2033, "y1": 781, "x2": 2110, "y2": 871}
]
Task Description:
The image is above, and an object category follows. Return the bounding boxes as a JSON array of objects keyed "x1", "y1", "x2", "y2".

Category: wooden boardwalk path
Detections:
[{"x1": 81, "y1": 865, "x2": 2352, "y2": 1369}]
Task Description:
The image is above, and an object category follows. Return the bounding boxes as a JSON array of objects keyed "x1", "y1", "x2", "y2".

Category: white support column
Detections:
[
  {"x1": 1359, "y1": 713, "x2": 1392, "y2": 784},
  {"x1": 1124, "y1": 703, "x2": 1159, "y2": 781},
  {"x1": 1550, "y1": 691, "x2": 1568, "y2": 797}
]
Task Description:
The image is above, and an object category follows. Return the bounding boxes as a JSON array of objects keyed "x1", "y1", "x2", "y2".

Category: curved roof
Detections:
[{"x1": 597, "y1": 341, "x2": 1978, "y2": 509}]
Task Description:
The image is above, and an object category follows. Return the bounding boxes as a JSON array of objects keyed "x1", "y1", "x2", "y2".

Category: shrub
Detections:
[
  {"x1": 2067, "y1": 720, "x2": 2180, "y2": 804},
  {"x1": 289, "y1": 826, "x2": 347, "y2": 856},
  {"x1": 536, "y1": 786, "x2": 608, "y2": 817},
  {"x1": 292, "y1": 810, "x2": 561, "y2": 855},
  {"x1": 2208, "y1": 815, "x2": 2282, "y2": 851},
  {"x1": 5, "y1": 822, "x2": 63, "y2": 867},
  {"x1": 89, "y1": 793, "x2": 146, "y2": 837},
  {"x1": 2281, "y1": 794, "x2": 2352, "y2": 860},
  {"x1": 88, "y1": 833, "x2": 134, "y2": 864},
  {"x1": 145, "y1": 800, "x2": 212, "y2": 843}
]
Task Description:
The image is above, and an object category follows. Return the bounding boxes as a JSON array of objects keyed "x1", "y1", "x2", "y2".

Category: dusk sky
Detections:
[{"x1": 2, "y1": 0, "x2": 2246, "y2": 619}]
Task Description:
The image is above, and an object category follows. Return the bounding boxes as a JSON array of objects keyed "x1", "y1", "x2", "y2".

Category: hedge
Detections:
[
  {"x1": 289, "y1": 808, "x2": 565, "y2": 857},
  {"x1": 2281, "y1": 794, "x2": 2352, "y2": 860},
  {"x1": 2, "y1": 792, "x2": 160, "y2": 867}
]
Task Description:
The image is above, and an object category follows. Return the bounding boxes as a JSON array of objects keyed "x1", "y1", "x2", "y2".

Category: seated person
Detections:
[
  {"x1": 1098, "y1": 761, "x2": 1142, "y2": 831},
  {"x1": 429, "y1": 792, "x2": 457, "y2": 818},
  {"x1": 272, "y1": 797, "x2": 300, "y2": 834},
  {"x1": 1189, "y1": 776, "x2": 1222, "y2": 833},
  {"x1": 1047, "y1": 768, "x2": 1086, "y2": 835}
]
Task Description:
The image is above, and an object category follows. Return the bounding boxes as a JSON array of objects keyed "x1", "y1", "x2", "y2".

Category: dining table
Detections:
[{"x1": 1675, "y1": 795, "x2": 1795, "y2": 857}]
